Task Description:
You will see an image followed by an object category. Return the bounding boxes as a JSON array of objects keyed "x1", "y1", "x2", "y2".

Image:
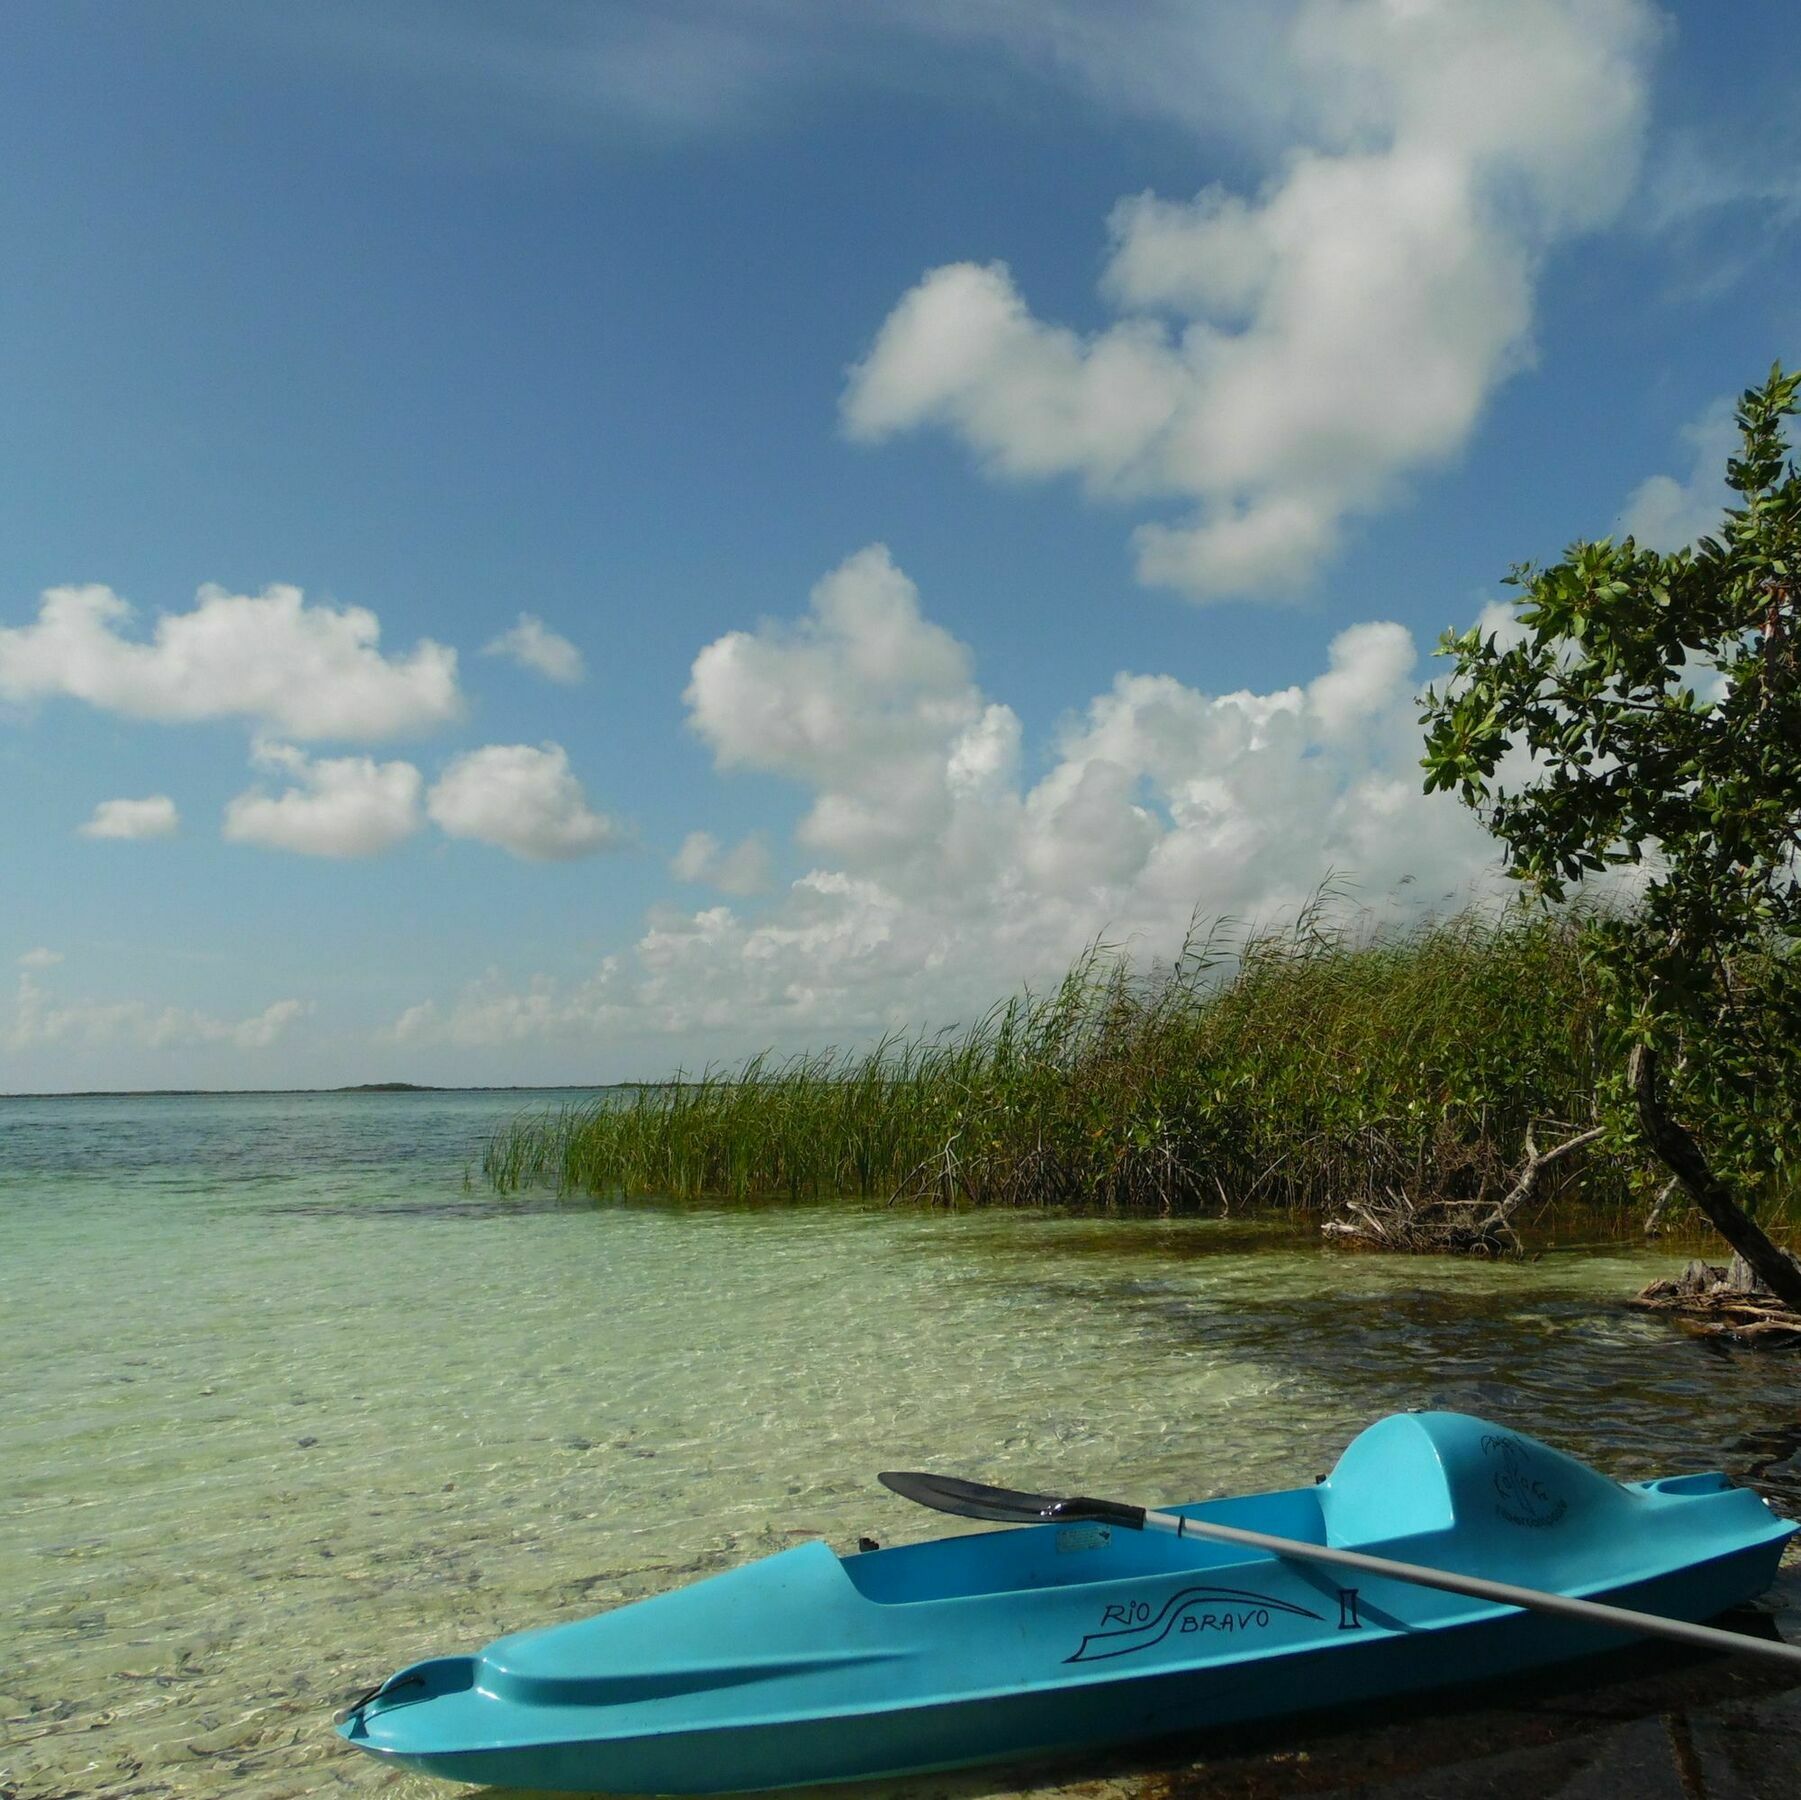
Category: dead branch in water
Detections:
[
  {"x1": 1632, "y1": 1253, "x2": 1801, "y2": 1346},
  {"x1": 1322, "y1": 1119, "x2": 1605, "y2": 1256}
]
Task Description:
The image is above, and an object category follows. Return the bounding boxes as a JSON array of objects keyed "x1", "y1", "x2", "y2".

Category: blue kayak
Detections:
[{"x1": 338, "y1": 1412, "x2": 1792, "y2": 1793}]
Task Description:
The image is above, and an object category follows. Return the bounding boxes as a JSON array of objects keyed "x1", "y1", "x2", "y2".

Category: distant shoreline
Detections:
[{"x1": 0, "y1": 1082, "x2": 640, "y2": 1100}]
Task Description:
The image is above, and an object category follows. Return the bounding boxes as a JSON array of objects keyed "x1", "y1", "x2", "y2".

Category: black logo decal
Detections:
[
  {"x1": 1481, "y1": 1433, "x2": 1568, "y2": 1528},
  {"x1": 1065, "y1": 1586, "x2": 1323, "y2": 1663}
]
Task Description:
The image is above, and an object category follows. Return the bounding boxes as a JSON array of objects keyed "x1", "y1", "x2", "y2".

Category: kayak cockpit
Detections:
[
  {"x1": 841, "y1": 1485, "x2": 1329, "y2": 1604},
  {"x1": 844, "y1": 1413, "x2": 1784, "y2": 1609}
]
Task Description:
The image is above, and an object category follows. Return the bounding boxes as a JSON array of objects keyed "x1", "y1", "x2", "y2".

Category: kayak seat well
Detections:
[
  {"x1": 1640, "y1": 1471, "x2": 1733, "y2": 1496},
  {"x1": 844, "y1": 1486, "x2": 1328, "y2": 1605}
]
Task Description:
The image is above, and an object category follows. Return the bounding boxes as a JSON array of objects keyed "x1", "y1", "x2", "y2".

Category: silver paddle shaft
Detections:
[{"x1": 1139, "y1": 1508, "x2": 1801, "y2": 1672}]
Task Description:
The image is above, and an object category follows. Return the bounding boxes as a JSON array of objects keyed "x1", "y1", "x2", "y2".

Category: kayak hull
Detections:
[{"x1": 339, "y1": 1414, "x2": 1793, "y2": 1794}]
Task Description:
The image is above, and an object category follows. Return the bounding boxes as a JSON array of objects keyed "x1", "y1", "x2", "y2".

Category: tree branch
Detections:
[
  {"x1": 1478, "y1": 1121, "x2": 1607, "y2": 1235},
  {"x1": 1628, "y1": 1042, "x2": 1801, "y2": 1313}
]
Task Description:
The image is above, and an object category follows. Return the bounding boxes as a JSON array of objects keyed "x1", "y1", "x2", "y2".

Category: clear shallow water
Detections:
[{"x1": 3, "y1": 1092, "x2": 1799, "y2": 1800}]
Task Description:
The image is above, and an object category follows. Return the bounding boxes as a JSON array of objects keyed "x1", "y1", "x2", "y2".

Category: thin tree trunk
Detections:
[
  {"x1": 1642, "y1": 1175, "x2": 1681, "y2": 1239},
  {"x1": 1476, "y1": 1121, "x2": 1607, "y2": 1241},
  {"x1": 1629, "y1": 1043, "x2": 1801, "y2": 1314}
]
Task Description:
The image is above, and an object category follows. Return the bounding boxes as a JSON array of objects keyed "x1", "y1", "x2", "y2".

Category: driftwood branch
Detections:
[
  {"x1": 1633, "y1": 1255, "x2": 1801, "y2": 1344},
  {"x1": 1323, "y1": 1118, "x2": 1605, "y2": 1257},
  {"x1": 1474, "y1": 1121, "x2": 1607, "y2": 1237}
]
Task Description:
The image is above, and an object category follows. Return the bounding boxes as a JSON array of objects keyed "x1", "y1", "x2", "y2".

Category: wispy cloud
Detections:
[
  {"x1": 238, "y1": 2, "x2": 1297, "y2": 145},
  {"x1": 671, "y1": 830, "x2": 773, "y2": 895},
  {"x1": 1639, "y1": 130, "x2": 1801, "y2": 236},
  {"x1": 1618, "y1": 396, "x2": 1739, "y2": 551},
  {"x1": 483, "y1": 613, "x2": 585, "y2": 685},
  {"x1": 10, "y1": 968, "x2": 307, "y2": 1053}
]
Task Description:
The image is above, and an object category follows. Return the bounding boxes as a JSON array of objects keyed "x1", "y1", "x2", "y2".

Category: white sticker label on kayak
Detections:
[{"x1": 1056, "y1": 1523, "x2": 1111, "y2": 1554}]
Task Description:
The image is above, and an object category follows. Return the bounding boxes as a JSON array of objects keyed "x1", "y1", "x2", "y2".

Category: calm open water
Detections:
[{"x1": 4, "y1": 1090, "x2": 1799, "y2": 1800}]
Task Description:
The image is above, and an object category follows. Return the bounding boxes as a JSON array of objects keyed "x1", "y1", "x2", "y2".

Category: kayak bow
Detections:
[{"x1": 338, "y1": 1411, "x2": 1794, "y2": 1793}]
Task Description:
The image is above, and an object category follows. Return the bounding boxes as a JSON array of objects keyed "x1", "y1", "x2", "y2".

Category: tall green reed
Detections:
[{"x1": 484, "y1": 902, "x2": 1666, "y2": 1217}]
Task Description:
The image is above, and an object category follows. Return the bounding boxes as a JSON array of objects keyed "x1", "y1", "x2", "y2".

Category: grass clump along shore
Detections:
[{"x1": 486, "y1": 903, "x2": 1675, "y2": 1229}]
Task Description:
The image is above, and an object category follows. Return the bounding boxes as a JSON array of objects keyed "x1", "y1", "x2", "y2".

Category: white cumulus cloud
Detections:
[
  {"x1": 843, "y1": 0, "x2": 1656, "y2": 601},
  {"x1": 426, "y1": 743, "x2": 623, "y2": 861},
  {"x1": 0, "y1": 582, "x2": 461, "y2": 739},
  {"x1": 483, "y1": 612, "x2": 585, "y2": 684},
  {"x1": 389, "y1": 545, "x2": 1501, "y2": 1055},
  {"x1": 19, "y1": 947, "x2": 62, "y2": 970},
  {"x1": 686, "y1": 545, "x2": 1013, "y2": 887},
  {"x1": 78, "y1": 795, "x2": 180, "y2": 841},
  {"x1": 223, "y1": 743, "x2": 424, "y2": 858}
]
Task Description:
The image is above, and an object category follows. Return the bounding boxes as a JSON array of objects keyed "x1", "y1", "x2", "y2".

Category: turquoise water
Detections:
[{"x1": 3, "y1": 1092, "x2": 1799, "y2": 1800}]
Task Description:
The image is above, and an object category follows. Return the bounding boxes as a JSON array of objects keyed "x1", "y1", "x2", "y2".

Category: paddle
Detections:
[{"x1": 878, "y1": 1469, "x2": 1801, "y2": 1672}]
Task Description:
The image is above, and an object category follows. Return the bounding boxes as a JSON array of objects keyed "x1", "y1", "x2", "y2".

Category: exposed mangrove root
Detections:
[
  {"x1": 890, "y1": 1131, "x2": 1203, "y2": 1212},
  {"x1": 1322, "y1": 1190, "x2": 1521, "y2": 1256},
  {"x1": 1631, "y1": 1253, "x2": 1801, "y2": 1346},
  {"x1": 1322, "y1": 1120, "x2": 1605, "y2": 1257}
]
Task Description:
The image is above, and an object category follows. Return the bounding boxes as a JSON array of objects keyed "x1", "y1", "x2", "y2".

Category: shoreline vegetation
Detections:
[
  {"x1": 0, "y1": 1081, "x2": 631, "y2": 1100},
  {"x1": 486, "y1": 366, "x2": 1801, "y2": 1325},
  {"x1": 484, "y1": 900, "x2": 1793, "y2": 1248}
]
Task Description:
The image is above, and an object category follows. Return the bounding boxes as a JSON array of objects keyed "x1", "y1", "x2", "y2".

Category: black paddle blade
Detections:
[
  {"x1": 878, "y1": 1470, "x2": 1064, "y2": 1523},
  {"x1": 878, "y1": 1470, "x2": 1145, "y2": 1530}
]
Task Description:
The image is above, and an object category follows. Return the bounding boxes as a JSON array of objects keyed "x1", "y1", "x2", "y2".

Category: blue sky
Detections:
[{"x1": 2, "y1": 0, "x2": 1796, "y2": 1091}]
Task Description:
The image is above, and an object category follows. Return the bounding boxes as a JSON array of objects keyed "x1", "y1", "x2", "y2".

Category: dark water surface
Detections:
[{"x1": 3, "y1": 1091, "x2": 1798, "y2": 1799}]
